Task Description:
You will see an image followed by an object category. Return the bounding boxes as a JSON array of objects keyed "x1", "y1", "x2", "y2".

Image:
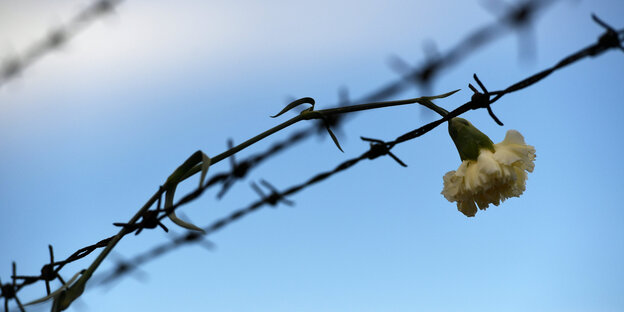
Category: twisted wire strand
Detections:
[
  {"x1": 0, "y1": 0, "x2": 123, "y2": 87},
  {"x1": 4, "y1": 3, "x2": 620, "y2": 311},
  {"x1": 94, "y1": 16, "x2": 624, "y2": 287}
]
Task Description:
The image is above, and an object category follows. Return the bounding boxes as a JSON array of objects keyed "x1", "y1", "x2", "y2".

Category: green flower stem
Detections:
[
  {"x1": 210, "y1": 94, "x2": 456, "y2": 164},
  {"x1": 313, "y1": 94, "x2": 452, "y2": 117},
  {"x1": 53, "y1": 190, "x2": 164, "y2": 311},
  {"x1": 413, "y1": 99, "x2": 449, "y2": 117},
  {"x1": 182, "y1": 90, "x2": 458, "y2": 180},
  {"x1": 58, "y1": 90, "x2": 458, "y2": 311},
  {"x1": 212, "y1": 114, "x2": 303, "y2": 165}
]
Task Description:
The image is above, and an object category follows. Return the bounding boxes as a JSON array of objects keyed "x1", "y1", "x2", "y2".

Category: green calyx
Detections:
[{"x1": 448, "y1": 117, "x2": 495, "y2": 161}]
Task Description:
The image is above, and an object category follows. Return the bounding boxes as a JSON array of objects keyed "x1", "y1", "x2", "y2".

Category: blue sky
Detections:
[{"x1": 1, "y1": 0, "x2": 624, "y2": 311}]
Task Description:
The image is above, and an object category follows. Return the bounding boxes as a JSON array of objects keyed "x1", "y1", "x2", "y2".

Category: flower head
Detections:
[{"x1": 442, "y1": 118, "x2": 536, "y2": 217}]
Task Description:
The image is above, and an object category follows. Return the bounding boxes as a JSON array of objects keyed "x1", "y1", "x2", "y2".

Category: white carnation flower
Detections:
[{"x1": 442, "y1": 118, "x2": 536, "y2": 217}]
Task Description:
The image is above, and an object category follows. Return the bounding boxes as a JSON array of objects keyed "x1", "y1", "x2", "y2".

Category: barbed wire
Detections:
[
  {"x1": 0, "y1": 0, "x2": 123, "y2": 88},
  {"x1": 196, "y1": 0, "x2": 559, "y2": 201},
  {"x1": 385, "y1": 0, "x2": 556, "y2": 95},
  {"x1": 91, "y1": 13, "x2": 623, "y2": 290},
  {"x1": 0, "y1": 0, "x2": 554, "y2": 203},
  {"x1": 3, "y1": 2, "x2": 622, "y2": 311}
]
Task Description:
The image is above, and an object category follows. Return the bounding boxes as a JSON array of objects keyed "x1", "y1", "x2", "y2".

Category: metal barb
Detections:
[
  {"x1": 113, "y1": 195, "x2": 169, "y2": 235},
  {"x1": 217, "y1": 139, "x2": 252, "y2": 199},
  {"x1": 250, "y1": 180, "x2": 294, "y2": 207},
  {"x1": 1, "y1": 262, "x2": 25, "y2": 312},
  {"x1": 13, "y1": 244, "x2": 67, "y2": 296},
  {"x1": 361, "y1": 137, "x2": 407, "y2": 167},
  {"x1": 591, "y1": 14, "x2": 624, "y2": 52},
  {"x1": 320, "y1": 115, "x2": 344, "y2": 152},
  {"x1": 470, "y1": 74, "x2": 504, "y2": 126},
  {"x1": 314, "y1": 89, "x2": 348, "y2": 140},
  {"x1": 173, "y1": 231, "x2": 214, "y2": 251}
]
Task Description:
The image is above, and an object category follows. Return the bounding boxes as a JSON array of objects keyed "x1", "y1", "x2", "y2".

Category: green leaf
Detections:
[
  {"x1": 321, "y1": 116, "x2": 344, "y2": 152},
  {"x1": 422, "y1": 89, "x2": 461, "y2": 100},
  {"x1": 165, "y1": 184, "x2": 206, "y2": 234},
  {"x1": 26, "y1": 270, "x2": 84, "y2": 307},
  {"x1": 168, "y1": 210, "x2": 205, "y2": 234},
  {"x1": 165, "y1": 151, "x2": 203, "y2": 185},
  {"x1": 49, "y1": 270, "x2": 86, "y2": 312},
  {"x1": 270, "y1": 97, "x2": 315, "y2": 118},
  {"x1": 199, "y1": 152, "x2": 211, "y2": 188},
  {"x1": 163, "y1": 151, "x2": 207, "y2": 233}
]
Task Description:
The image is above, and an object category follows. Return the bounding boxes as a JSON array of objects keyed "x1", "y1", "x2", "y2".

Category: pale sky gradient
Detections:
[{"x1": 1, "y1": 1, "x2": 624, "y2": 311}]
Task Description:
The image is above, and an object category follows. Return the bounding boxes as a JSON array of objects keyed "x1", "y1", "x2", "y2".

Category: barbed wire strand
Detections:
[
  {"x1": 200, "y1": 0, "x2": 558, "y2": 200},
  {"x1": 385, "y1": 0, "x2": 556, "y2": 95},
  {"x1": 89, "y1": 0, "x2": 555, "y2": 205},
  {"x1": 0, "y1": 0, "x2": 554, "y2": 205},
  {"x1": 3, "y1": 6, "x2": 620, "y2": 312},
  {"x1": 92, "y1": 14, "x2": 623, "y2": 288},
  {"x1": 3, "y1": 9, "x2": 620, "y2": 312},
  {"x1": 0, "y1": 0, "x2": 123, "y2": 87}
]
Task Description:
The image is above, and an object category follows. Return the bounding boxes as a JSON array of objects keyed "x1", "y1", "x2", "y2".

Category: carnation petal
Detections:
[
  {"x1": 442, "y1": 171, "x2": 461, "y2": 201},
  {"x1": 494, "y1": 131, "x2": 536, "y2": 173},
  {"x1": 502, "y1": 129, "x2": 526, "y2": 145},
  {"x1": 476, "y1": 150, "x2": 501, "y2": 176},
  {"x1": 463, "y1": 161, "x2": 482, "y2": 192},
  {"x1": 458, "y1": 200, "x2": 478, "y2": 217}
]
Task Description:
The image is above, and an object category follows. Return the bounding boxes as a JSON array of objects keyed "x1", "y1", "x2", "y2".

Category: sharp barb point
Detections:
[{"x1": 250, "y1": 182, "x2": 265, "y2": 198}]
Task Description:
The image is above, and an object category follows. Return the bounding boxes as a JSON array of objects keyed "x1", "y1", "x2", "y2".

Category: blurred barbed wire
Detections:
[
  {"x1": 92, "y1": 13, "x2": 623, "y2": 292},
  {"x1": 189, "y1": 0, "x2": 559, "y2": 200},
  {"x1": 3, "y1": 1, "x2": 623, "y2": 311},
  {"x1": 0, "y1": 0, "x2": 553, "y2": 200},
  {"x1": 0, "y1": 0, "x2": 123, "y2": 88}
]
